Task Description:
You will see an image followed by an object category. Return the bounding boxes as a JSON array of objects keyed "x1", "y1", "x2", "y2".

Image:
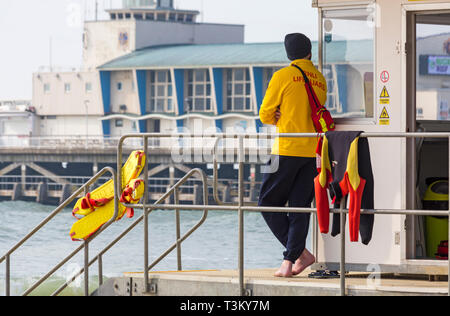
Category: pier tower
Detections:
[{"x1": 82, "y1": 0, "x2": 207, "y2": 70}]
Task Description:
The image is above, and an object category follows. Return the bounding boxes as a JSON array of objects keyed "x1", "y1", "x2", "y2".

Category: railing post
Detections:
[
  {"x1": 238, "y1": 135, "x2": 245, "y2": 296},
  {"x1": 340, "y1": 198, "x2": 346, "y2": 297},
  {"x1": 175, "y1": 188, "x2": 182, "y2": 271},
  {"x1": 144, "y1": 207, "x2": 149, "y2": 292},
  {"x1": 143, "y1": 136, "x2": 149, "y2": 293},
  {"x1": 98, "y1": 255, "x2": 103, "y2": 286},
  {"x1": 312, "y1": 200, "x2": 318, "y2": 263},
  {"x1": 84, "y1": 241, "x2": 89, "y2": 296},
  {"x1": 5, "y1": 254, "x2": 10, "y2": 296}
]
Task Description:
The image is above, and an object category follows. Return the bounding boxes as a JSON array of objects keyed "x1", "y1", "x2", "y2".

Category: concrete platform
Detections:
[{"x1": 94, "y1": 268, "x2": 449, "y2": 296}]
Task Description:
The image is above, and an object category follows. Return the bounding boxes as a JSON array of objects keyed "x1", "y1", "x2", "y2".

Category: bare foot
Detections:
[
  {"x1": 274, "y1": 260, "x2": 293, "y2": 278},
  {"x1": 292, "y1": 249, "x2": 315, "y2": 276}
]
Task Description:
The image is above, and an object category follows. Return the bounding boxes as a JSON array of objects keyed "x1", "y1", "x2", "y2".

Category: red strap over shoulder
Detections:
[{"x1": 291, "y1": 64, "x2": 335, "y2": 133}]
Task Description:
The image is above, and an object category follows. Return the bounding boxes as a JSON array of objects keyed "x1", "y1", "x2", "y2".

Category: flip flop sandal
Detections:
[
  {"x1": 327, "y1": 271, "x2": 340, "y2": 279},
  {"x1": 308, "y1": 270, "x2": 340, "y2": 279},
  {"x1": 308, "y1": 270, "x2": 328, "y2": 279}
]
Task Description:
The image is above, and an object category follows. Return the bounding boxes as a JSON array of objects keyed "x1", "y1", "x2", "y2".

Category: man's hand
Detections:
[{"x1": 274, "y1": 108, "x2": 281, "y2": 125}]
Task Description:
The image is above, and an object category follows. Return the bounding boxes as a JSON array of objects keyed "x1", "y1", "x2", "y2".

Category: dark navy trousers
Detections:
[{"x1": 258, "y1": 155, "x2": 317, "y2": 263}]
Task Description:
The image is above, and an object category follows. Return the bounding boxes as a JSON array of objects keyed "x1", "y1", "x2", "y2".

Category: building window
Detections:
[
  {"x1": 44, "y1": 83, "x2": 51, "y2": 93},
  {"x1": 225, "y1": 68, "x2": 252, "y2": 112},
  {"x1": 185, "y1": 14, "x2": 193, "y2": 23},
  {"x1": 117, "y1": 82, "x2": 123, "y2": 91},
  {"x1": 147, "y1": 70, "x2": 174, "y2": 113},
  {"x1": 115, "y1": 119, "x2": 123, "y2": 127},
  {"x1": 417, "y1": 107, "x2": 424, "y2": 118},
  {"x1": 85, "y1": 82, "x2": 92, "y2": 93},
  {"x1": 185, "y1": 69, "x2": 212, "y2": 112},
  {"x1": 157, "y1": 13, "x2": 166, "y2": 21},
  {"x1": 263, "y1": 67, "x2": 282, "y2": 93},
  {"x1": 119, "y1": 104, "x2": 127, "y2": 113},
  {"x1": 159, "y1": 0, "x2": 173, "y2": 7},
  {"x1": 177, "y1": 14, "x2": 184, "y2": 22},
  {"x1": 64, "y1": 83, "x2": 71, "y2": 93},
  {"x1": 169, "y1": 13, "x2": 176, "y2": 21}
]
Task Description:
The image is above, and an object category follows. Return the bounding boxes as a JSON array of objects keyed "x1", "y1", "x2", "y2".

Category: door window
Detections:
[
  {"x1": 322, "y1": 8, "x2": 375, "y2": 118},
  {"x1": 416, "y1": 18, "x2": 450, "y2": 121}
]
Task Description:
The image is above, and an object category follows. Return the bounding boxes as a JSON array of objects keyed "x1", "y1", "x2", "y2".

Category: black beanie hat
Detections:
[{"x1": 284, "y1": 33, "x2": 312, "y2": 61}]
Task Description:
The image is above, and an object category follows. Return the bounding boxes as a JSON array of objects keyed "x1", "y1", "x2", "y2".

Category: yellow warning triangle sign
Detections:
[
  {"x1": 380, "y1": 86, "x2": 390, "y2": 98},
  {"x1": 380, "y1": 107, "x2": 390, "y2": 119}
]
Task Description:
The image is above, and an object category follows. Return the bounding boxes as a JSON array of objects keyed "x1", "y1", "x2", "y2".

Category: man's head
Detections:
[{"x1": 284, "y1": 33, "x2": 312, "y2": 61}]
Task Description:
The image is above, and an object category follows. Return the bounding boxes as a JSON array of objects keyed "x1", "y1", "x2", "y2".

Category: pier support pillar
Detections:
[
  {"x1": 165, "y1": 185, "x2": 174, "y2": 204},
  {"x1": 93, "y1": 162, "x2": 98, "y2": 176},
  {"x1": 169, "y1": 166, "x2": 175, "y2": 186},
  {"x1": 224, "y1": 185, "x2": 232, "y2": 203},
  {"x1": 21, "y1": 164, "x2": 26, "y2": 191},
  {"x1": 36, "y1": 183, "x2": 48, "y2": 204},
  {"x1": 249, "y1": 164, "x2": 257, "y2": 202},
  {"x1": 168, "y1": 165, "x2": 175, "y2": 204},
  {"x1": 60, "y1": 183, "x2": 73, "y2": 204},
  {"x1": 194, "y1": 184, "x2": 203, "y2": 205},
  {"x1": 11, "y1": 183, "x2": 22, "y2": 201}
]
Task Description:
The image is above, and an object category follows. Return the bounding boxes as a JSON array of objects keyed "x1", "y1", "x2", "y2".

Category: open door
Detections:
[{"x1": 406, "y1": 10, "x2": 450, "y2": 259}]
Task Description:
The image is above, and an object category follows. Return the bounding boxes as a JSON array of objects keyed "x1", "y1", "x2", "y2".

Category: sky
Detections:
[{"x1": 0, "y1": 0, "x2": 319, "y2": 100}]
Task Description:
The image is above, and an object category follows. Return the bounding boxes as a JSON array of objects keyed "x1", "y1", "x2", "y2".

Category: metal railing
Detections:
[
  {"x1": 118, "y1": 132, "x2": 450, "y2": 297},
  {"x1": 0, "y1": 167, "x2": 117, "y2": 296},
  {"x1": 0, "y1": 175, "x2": 203, "y2": 190},
  {"x1": 50, "y1": 168, "x2": 209, "y2": 296},
  {"x1": 0, "y1": 175, "x2": 258, "y2": 206},
  {"x1": 1, "y1": 131, "x2": 450, "y2": 296},
  {"x1": 0, "y1": 156, "x2": 210, "y2": 296},
  {"x1": 0, "y1": 135, "x2": 159, "y2": 149}
]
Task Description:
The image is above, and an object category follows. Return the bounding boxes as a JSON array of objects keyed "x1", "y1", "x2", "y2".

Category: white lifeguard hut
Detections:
[{"x1": 312, "y1": 0, "x2": 450, "y2": 276}]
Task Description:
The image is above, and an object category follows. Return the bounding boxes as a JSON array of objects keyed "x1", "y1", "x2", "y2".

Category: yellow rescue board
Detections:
[
  {"x1": 72, "y1": 150, "x2": 146, "y2": 217},
  {"x1": 70, "y1": 179, "x2": 145, "y2": 241}
]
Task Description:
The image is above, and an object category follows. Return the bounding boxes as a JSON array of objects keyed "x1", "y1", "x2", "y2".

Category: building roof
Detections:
[{"x1": 99, "y1": 40, "x2": 373, "y2": 70}]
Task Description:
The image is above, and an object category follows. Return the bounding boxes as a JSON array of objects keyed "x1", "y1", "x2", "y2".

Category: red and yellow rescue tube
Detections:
[
  {"x1": 72, "y1": 150, "x2": 145, "y2": 218},
  {"x1": 70, "y1": 178, "x2": 145, "y2": 241},
  {"x1": 69, "y1": 150, "x2": 146, "y2": 241}
]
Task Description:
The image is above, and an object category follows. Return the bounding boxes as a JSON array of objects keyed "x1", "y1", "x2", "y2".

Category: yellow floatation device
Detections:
[
  {"x1": 72, "y1": 150, "x2": 146, "y2": 218},
  {"x1": 69, "y1": 150, "x2": 146, "y2": 241},
  {"x1": 70, "y1": 178, "x2": 145, "y2": 241}
]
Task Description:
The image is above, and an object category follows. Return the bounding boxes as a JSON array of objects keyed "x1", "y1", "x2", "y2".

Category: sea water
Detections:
[{"x1": 0, "y1": 201, "x2": 311, "y2": 296}]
